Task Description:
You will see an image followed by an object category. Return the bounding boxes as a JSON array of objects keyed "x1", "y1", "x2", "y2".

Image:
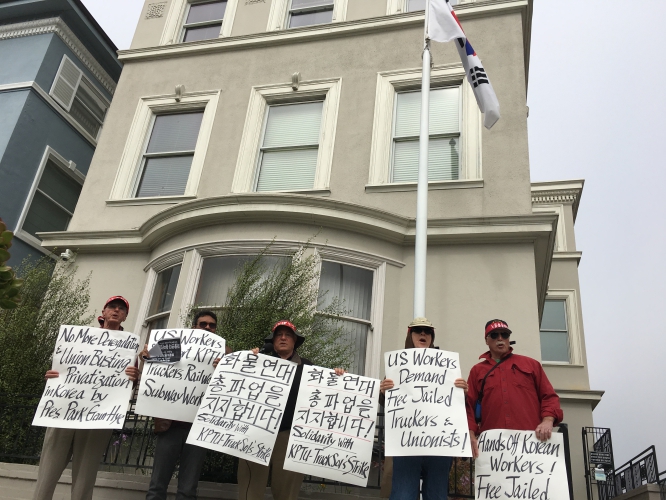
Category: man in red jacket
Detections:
[{"x1": 466, "y1": 319, "x2": 563, "y2": 458}]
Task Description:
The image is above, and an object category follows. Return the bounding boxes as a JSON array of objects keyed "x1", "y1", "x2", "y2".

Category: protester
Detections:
[
  {"x1": 379, "y1": 317, "x2": 468, "y2": 500},
  {"x1": 238, "y1": 320, "x2": 344, "y2": 500},
  {"x1": 465, "y1": 319, "x2": 564, "y2": 458},
  {"x1": 145, "y1": 310, "x2": 230, "y2": 500},
  {"x1": 33, "y1": 296, "x2": 139, "y2": 500}
]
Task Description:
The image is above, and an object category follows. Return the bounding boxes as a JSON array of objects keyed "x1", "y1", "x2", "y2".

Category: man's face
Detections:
[
  {"x1": 485, "y1": 329, "x2": 511, "y2": 358},
  {"x1": 195, "y1": 315, "x2": 217, "y2": 333},
  {"x1": 272, "y1": 326, "x2": 296, "y2": 357},
  {"x1": 102, "y1": 301, "x2": 128, "y2": 324}
]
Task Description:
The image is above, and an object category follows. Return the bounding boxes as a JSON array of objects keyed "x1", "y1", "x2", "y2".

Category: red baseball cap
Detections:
[
  {"x1": 103, "y1": 295, "x2": 129, "y2": 312},
  {"x1": 485, "y1": 319, "x2": 511, "y2": 338}
]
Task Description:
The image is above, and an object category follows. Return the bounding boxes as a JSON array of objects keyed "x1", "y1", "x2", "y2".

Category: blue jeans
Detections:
[{"x1": 390, "y1": 455, "x2": 453, "y2": 500}]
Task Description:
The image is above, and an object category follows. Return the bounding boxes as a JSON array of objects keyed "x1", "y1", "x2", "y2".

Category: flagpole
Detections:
[{"x1": 413, "y1": 0, "x2": 431, "y2": 318}]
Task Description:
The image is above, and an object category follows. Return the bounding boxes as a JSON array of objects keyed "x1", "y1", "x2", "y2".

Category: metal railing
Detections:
[
  {"x1": 656, "y1": 470, "x2": 665, "y2": 500},
  {"x1": 613, "y1": 446, "x2": 660, "y2": 496}
]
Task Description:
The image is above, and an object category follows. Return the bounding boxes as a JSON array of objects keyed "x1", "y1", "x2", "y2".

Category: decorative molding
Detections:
[
  {"x1": 0, "y1": 18, "x2": 117, "y2": 95},
  {"x1": 106, "y1": 195, "x2": 197, "y2": 207},
  {"x1": 532, "y1": 205, "x2": 565, "y2": 252},
  {"x1": 151, "y1": 250, "x2": 186, "y2": 273},
  {"x1": 552, "y1": 251, "x2": 582, "y2": 264},
  {"x1": 532, "y1": 180, "x2": 584, "y2": 220},
  {"x1": 119, "y1": 1, "x2": 530, "y2": 62},
  {"x1": 365, "y1": 180, "x2": 483, "y2": 193},
  {"x1": 146, "y1": 2, "x2": 167, "y2": 19},
  {"x1": 554, "y1": 389, "x2": 604, "y2": 410}
]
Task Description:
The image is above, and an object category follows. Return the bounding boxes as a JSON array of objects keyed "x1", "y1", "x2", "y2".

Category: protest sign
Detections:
[
  {"x1": 383, "y1": 348, "x2": 471, "y2": 457},
  {"x1": 135, "y1": 329, "x2": 225, "y2": 422},
  {"x1": 474, "y1": 429, "x2": 569, "y2": 500},
  {"x1": 186, "y1": 351, "x2": 296, "y2": 465},
  {"x1": 33, "y1": 325, "x2": 140, "y2": 429},
  {"x1": 283, "y1": 366, "x2": 380, "y2": 486}
]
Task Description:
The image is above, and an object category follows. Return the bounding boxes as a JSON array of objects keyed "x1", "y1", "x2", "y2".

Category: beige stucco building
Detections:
[{"x1": 38, "y1": 0, "x2": 601, "y2": 498}]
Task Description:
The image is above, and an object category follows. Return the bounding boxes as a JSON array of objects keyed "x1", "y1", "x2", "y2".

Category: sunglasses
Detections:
[
  {"x1": 197, "y1": 321, "x2": 217, "y2": 329},
  {"x1": 488, "y1": 331, "x2": 510, "y2": 340},
  {"x1": 411, "y1": 327, "x2": 434, "y2": 335}
]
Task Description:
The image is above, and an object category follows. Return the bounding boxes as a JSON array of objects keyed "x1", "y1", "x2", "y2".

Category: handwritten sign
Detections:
[
  {"x1": 186, "y1": 351, "x2": 296, "y2": 465},
  {"x1": 383, "y1": 348, "x2": 471, "y2": 457},
  {"x1": 135, "y1": 329, "x2": 225, "y2": 422},
  {"x1": 475, "y1": 430, "x2": 570, "y2": 500},
  {"x1": 32, "y1": 326, "x2": 139, "y2": 429},
  {"x1": 283, "y1": 366, "x2": 380, "y2": 486}
]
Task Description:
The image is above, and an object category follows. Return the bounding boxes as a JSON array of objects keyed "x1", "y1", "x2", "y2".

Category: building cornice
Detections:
[
  {"x1": 555, "y1": 389, "x2": 605, "y2": 410},
  {"x1": 0, "y1": 17, "x2": 116, "y2": 95},
  {"x1": 117, "y1": 0, "x2": 530, "y2": 64},
  {"x1": 531, "y1": 180, "x2": 584, "y2": 221}
]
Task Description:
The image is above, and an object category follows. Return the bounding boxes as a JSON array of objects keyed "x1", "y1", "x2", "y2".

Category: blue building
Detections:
[{"x1": 0, "y1": 0, "x2": 120, "y2": 265}]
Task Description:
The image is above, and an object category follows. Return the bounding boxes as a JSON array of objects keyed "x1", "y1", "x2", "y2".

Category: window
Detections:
[
  {"x1": 255, "y1": 102, "x2": 323, "y2": 192},
  {"x1": 49, "y1": 55, "x2": 109, "y2": 141},
  {"x1": 135, "y1": 111, "x2": 204, "y2": 198},
  {"x1": 540, "y1": 299, "x2": 570, "y2": 363},
  {"x1": 146, "y1": 265, "x2": 182, "y2": 330},
  {"x1": 231, "y1": 78, "x2": 340, "y2": 194},
  {"x1": 406, "y1": 0, "x2": 425, "y2": 11},
  {"x1": 196, "y1": 255, "x2": 289, "y2": 306},
  {"x1": 182, "y1": 0, "x2": 227, "y2": 42},
  {"x1": 110, "y1": 90, "x2": 219, "y2": 202},
  {"x1": 392, "y1": 87, "x2": 460, "y2": 183},
  {"x1": 318, "y1": 261, "x2": 373, "y2": 375},
  {"x1": 288, "y1": 0, "x2": 334, "y2": 28},
  {"x1": 367, "y1": 66, "x2": 481, "y2": 189}
]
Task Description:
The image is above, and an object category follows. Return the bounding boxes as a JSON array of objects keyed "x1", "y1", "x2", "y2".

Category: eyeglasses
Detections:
[
  {"x1": 488, "y1": 331, "x2": 510, "y2": 340},
  {"x1": 197, "y1": 321, "x2": 217, "y2": 329},
  {"x1": 411, "y1": 327, "x2": 434, "y2": 335}
]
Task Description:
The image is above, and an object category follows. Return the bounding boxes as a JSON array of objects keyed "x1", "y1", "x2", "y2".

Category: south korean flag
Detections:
[{"x1": 428, "y1": 0, "x2": 500, "y2": 129}]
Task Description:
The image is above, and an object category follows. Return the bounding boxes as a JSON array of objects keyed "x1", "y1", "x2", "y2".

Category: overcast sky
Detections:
[{"x1": 81, "y1": 0, "x2": 666, "y2": 469}]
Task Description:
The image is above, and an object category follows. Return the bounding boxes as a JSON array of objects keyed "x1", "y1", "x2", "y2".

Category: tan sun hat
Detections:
[{"x1": 408, "y1": 317, "x2": 434, "y2": 329}]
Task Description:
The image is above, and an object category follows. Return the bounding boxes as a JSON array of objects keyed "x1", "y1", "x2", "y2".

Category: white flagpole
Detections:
[{"x1": 413, "y1": 0, "x2": 431, "y2": 318}]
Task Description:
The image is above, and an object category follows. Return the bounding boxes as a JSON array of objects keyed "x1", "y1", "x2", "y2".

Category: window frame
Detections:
[
  {"x1": 231, "y1": 78, "x2": 341, "y2": 194},
  {"x1": 386, "y1": 0, "x2": 462, "y2": 15},
  {"x1": 287, "y1": 0, "x2": 335, "y2": 29},
  {"x1": 181, "y1": 0, "x2": 227, "y2": 43},
  {"x1": 49, "y1": 55, "x2": 110, "y2": 142},
  {"x1": 109, "y1": 90, "x2": 220, "y2": 203},
  {"x1": 389, "y1": 86, "x2": 463, "y2": 183},
  {"x1": 367, "y1": 64, "x2": 482, "y2": 191},
  {"x1": 14, "y1": 146, "x2": 85, "y2": 253},
  {"x1": 540, "y1": 290, "x2": 583, "y2": 366},
  {"x1": 267, "y1": 0, "x2": 348, "y2": 31},
  {"x1": 160, "y1": 0, "x2": 239, "y2": 45}
]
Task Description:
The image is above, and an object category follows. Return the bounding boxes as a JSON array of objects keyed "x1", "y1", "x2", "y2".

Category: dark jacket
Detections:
[{"x1": 279, "y1": 351, "x2": 312, "y2": 433}]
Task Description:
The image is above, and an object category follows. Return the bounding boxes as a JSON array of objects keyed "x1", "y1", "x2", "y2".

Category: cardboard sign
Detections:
[
  {"x1": 32, "y1": 325, "x2": 139, "y2": 429},
  {"x1": 186, "y1": 351, "x2": 297, "y2": 465},
  {"x1": 383, "y1": 348, "x2": 471, "y2": 457},
  {"x1": 135, "y1": 329, "x2": 225, "y2": 423},
  {"x1": 475, "y1": 429, "x2": 570, "y2": 500},
  {"x1": 283, "y1": 366, "x2": 380, "y2": 486}
]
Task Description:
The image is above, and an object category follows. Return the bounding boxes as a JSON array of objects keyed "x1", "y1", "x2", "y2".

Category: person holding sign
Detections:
[
  {"x1": 33, "y1": 296, "x2": 139, "y2": 500},
  {"x1": 145, "y1": 310, "x2": 231, "y2": 500},
  {"x1": 379, "y1": 317, "x2": 468, "y2": 500},
  {"x1": 238, "y1": 320, "x2": 345, "y2": 500},
  {"x1": 465, "y1": 319, "x2": 564, "y2": 458}
]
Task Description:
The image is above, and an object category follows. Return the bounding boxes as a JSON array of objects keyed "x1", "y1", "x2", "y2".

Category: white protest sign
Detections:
[
  {"x1": 383, "y1": 348, "x2": 471, "y2": 457},
  {"x1": 283, "y1": 366, "x2": 380, "y2": 486},
  {"x1": 33, "y1": 325, "x2": 140, "y2": 429},
  {"x1": 186, "y1": 351, "x2": 297, "y2": 465},
  {"x1": 135, "y1": 329, "x2": 226, "y2": 422},
  {"x1": 475, "y1": 429, "x2": 569, "y2": 500}
]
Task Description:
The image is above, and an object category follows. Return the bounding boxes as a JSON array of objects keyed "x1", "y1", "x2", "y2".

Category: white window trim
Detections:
[
  {"x1": 533, "y1": 205, "x2": 567, "y2": 252},
  {"x1": 267, "y1": 0, "x2": 348, "y2": 31},
  {"x1": 386, "y1": 0, "x2": 470, "y2": 15},
  {"x1": 315, "y1": 249, "x2": 386, "y2": 379},
  {"x1": 542, "y1": 290, "x2": 583, "y2": 366},
  {"x1": 367, "y1": 64, "x2": 481, "y2": 187},
  {"x1": 109, "y1": 89, "x2": 220, "y2": 201},
  {"x1": 231, "y1": 78, "x2": 341, "y2": 194},
  {"x1": 14, "y1": 146, "x2": 85, "y2": 253},
  {"x1": 160, "y1": 0, "x2": 239, "y2": 45}
]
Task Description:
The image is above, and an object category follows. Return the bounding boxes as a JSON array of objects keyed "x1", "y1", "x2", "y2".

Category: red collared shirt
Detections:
[{"x1": 465, "y1": 350, "x2": 563, "y2": 435}]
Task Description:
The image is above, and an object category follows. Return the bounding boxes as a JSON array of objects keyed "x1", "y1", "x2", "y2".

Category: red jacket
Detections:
[{"x1": 465, "y1": 350, "x2": 563, "y2": 435}]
